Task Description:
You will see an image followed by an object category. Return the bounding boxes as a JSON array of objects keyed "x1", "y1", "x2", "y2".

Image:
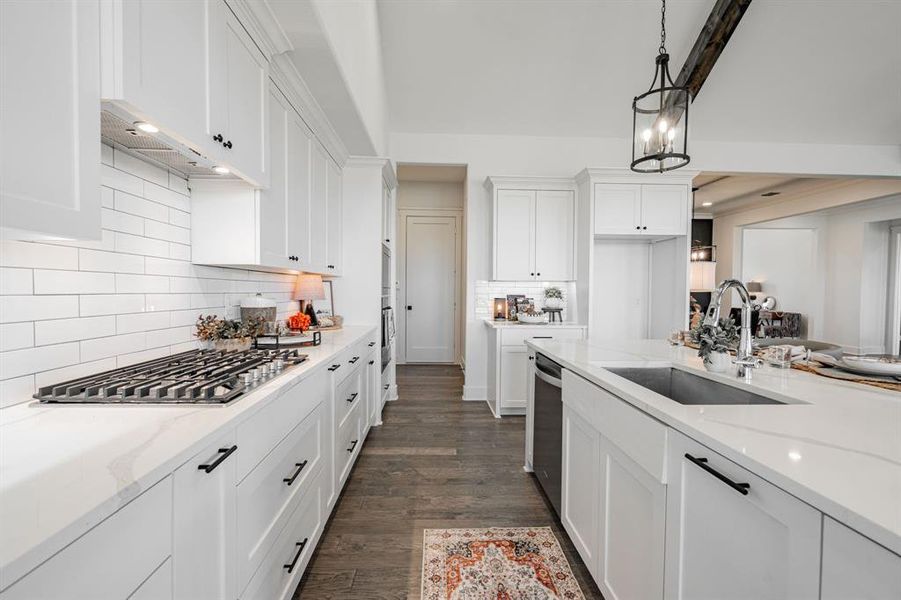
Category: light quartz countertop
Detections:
[
  {"x1": 526, "y1": 337, "x2": 901, "y2": 556},
  {"x1": 0, "y1": 326, "x2": 376, "y2": 590},
  {"x1": 483, "y1": 319, "x2": 586, "y2": 329}
]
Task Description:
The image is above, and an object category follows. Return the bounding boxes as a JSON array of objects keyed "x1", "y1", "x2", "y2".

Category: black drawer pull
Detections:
[
  {"x1": 197, "y1": 445, "x2": 237, "y2": 473},
  {"x1": 346, "y1": 392, "x2": 358, "y2": 403},
  {"x1": 223, "y1": 140, "x2": 232, "y2": 149},
  {"x1": 349, "y1": 356, "x2": 360, "y2": 364},
  {"x1": 368, "y1": 360, "x2": 374, "y2": 365},
  {"x1": 368, "y1": 341, "x2": 376, "y2": 347},
  {"x1": 283, "y1": 537, "x2": 309, "y2": 573},
  {"x1": 532, "y1": 336, "x2": 553, "y2": 339},
  {"x1": 347, "y1": 439, "x2": 358, "y2": 453},
  {"x1": 685, "y1": 453, "x2": 750, "y2": 495},
  {"x1": 328, "y1": 364, "x2": 341, "y2": 372},
  {"x1": 213, "y1": 133, "x2": 223, "y2": 143},
  {"x1": 283, "y1": 460, "x2": 309, "y2": 486},
  {"x1": 383, "y1": 384, "x2": 389, "y2": 390}
]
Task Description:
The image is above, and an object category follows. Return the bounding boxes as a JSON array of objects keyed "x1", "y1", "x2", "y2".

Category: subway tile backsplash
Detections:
[
  {"x1": 0, "y1": 145, "x2": 300, "y2": 408},
  {"x1": 474, "y1": 280, "x2": 577, "y2": 320}
]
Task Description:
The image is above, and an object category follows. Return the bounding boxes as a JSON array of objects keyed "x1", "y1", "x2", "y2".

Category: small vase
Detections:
[
  {"x1": 544, "y1": 297, "x2": 563, "y2": 310},
  {"x1": 704, "y1": 351, "x2": 732, "y2": 373}
]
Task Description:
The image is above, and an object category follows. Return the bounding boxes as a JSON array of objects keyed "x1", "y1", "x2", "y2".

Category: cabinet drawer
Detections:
[
  {"x1": 501, "y1": 326, "x2": 584, "y2": 347},
  {"x1": 240, "y1": 471, "x2": 323, "y2": 600},
  {"x1": 236, "y1": 366, "x2": 328, "y2": 482},
  {"x1": 336, "y1": 401, "x2": 363, "y2": 487},
  {"x1": 562, "y1": 370, "x2": 667, "y2": 482},
  {"x1": 821, "y1": 517, "x2": 901, "y2": 600},
  {"x1": 335, "y1": 366, "x2": 363, "y2": 429},
  {"x1": 334, "y1": 345, "x2": 366, "y2": 385},
  {"x1": 2, "y1": 477, "x2": 172, "y2": 600},
  {"x1": 128, "y1": 558, "x2": 171, "y2": 600},
  {"x1": 236, "y1": 402, "x2": 324, "y2": 590}
]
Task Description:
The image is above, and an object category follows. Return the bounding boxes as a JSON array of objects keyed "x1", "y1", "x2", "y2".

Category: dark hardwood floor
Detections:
[{"x1": 294, "y1": 364, "x2": 602, "y2": 599}]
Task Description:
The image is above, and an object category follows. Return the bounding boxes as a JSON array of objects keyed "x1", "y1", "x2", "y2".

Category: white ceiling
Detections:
[
  {"x1": 692, "y1": 172, "x2": 836, "y2": 214},
  {"x1": 378, "y1": 0, "x2": 901, "y2": 146}
]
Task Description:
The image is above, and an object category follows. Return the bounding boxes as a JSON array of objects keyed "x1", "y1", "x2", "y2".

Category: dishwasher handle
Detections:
[{"x1": 535, "y1": 366, "x2": 562, "y2": 388}]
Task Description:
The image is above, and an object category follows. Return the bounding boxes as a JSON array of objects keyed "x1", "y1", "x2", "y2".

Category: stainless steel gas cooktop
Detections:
[{"x1": 34, "y1": 348, "x2": 308, "y2": 404}]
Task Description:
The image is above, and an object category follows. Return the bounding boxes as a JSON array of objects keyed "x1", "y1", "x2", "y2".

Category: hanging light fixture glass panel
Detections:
[{"x1": 631, "y1": 53, "x2": 690, "y2": 173}]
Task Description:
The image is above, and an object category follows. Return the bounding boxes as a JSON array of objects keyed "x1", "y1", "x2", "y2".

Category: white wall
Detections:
[
  {"x1": 397, "y1": 181, "x2": 464, "y2": 210},
  {"x1": 0, "y1": 146, "x2": 300, "y2": 408},
  {"x1": 741, "y1": 228, "x2": 818, "y2": 335}
]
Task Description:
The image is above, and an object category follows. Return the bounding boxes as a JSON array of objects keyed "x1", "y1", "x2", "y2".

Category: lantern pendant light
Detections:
[{"x1": 631, "y1": 0, "x2": 691, "y2": 173}]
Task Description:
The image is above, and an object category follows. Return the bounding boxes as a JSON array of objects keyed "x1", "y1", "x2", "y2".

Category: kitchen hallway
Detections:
[{"x1": 294, "y1": 365, "x2": 601, "y2": 598}]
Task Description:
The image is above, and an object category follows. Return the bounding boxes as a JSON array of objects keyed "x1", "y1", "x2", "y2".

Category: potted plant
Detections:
[
  {"x1": 195, "y1": 315, "x2": 264, "y2": 352},
  {"x1": 689, "y1": 317, "x2": 739, "y2": 373},
  {"x1": 544, "y1": 286, "x2": 564, "y2": 310}
]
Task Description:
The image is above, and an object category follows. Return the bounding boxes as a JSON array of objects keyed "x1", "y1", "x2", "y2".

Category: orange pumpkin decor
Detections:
[{"x1": 287, "y1": 311, "x2": 311, "y2": 332}]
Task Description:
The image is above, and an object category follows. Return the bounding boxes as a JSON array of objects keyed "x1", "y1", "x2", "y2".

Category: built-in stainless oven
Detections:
[{"x1": 533, "y1": 353, "x2": 564, "y2": 516}]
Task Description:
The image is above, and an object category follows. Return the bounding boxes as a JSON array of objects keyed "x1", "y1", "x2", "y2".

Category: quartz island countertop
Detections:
[
  {"x1": 483, "y1": 319, "x2": 586, "y2": 329},
  {"x1": 0, "y1": 326, "x2": 377, "y2": 590},
  {"x1": 525, "y1": 337, "x2": 901, "y2": 555}
]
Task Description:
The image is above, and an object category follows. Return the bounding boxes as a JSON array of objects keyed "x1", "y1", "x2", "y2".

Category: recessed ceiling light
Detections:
[
  {"x1": 212, "y1": 166, "x2": 230, "y2": 175},
  {"x1": 701, "y1": 201, "x2": 712, "y2": 207},
  {"x1": 134, "y1": 121, "x2": 159, "y2": 133},
  {"x1": 761, "y1": 191, "x2": 781, "y2": 197}
]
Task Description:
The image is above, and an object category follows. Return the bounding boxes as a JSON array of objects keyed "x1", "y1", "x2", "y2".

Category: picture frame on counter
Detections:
[{"x1": 315, "y1": 280, "x2": 335, "y2": 317}]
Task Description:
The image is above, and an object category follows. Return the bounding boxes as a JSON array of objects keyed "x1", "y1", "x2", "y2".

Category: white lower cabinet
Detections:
[
  {"x1": 561, "y1": 405, "x2": 601, "y2": 580},
  {"x1": 129, "y1": 558, "x2": 172, "y2": 600},
  {"x1": 663, "y1": 430, "x2": 821, "y2": 600},
  {"x1": 820, "y1": 517, "x2": 901, "y2": 600},
  {"x1": 1, "y1": 477, "x2": 172, "y2": 599},
  {"x1": 173, "y1": 432, "x2": 238, "y2": 600}
]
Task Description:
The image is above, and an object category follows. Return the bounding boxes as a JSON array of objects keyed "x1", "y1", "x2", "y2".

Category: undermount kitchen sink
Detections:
[{"x1": 606, "y1": 367, "x2": 789, "y2": 405}]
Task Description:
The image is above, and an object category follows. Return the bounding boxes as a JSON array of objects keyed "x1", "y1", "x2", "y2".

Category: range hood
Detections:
[{"x1": 100, "y1": 103, "x2": 236, "y2": 180}]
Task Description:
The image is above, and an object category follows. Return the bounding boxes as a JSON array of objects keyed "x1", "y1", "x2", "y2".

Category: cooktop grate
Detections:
[{"x1": 34, "y1": 349, "x2": 308, "y2": 404}]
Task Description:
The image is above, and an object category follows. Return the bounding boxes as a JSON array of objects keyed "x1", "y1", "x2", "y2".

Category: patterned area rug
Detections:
[{"x1": 421, "y1": 527, "x2": 585, "y2": 600}]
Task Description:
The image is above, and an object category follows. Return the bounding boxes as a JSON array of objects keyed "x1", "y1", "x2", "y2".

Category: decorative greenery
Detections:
[
  {"x1": 544, "y1": 286, "x2": 563, "y2": 299},
  {"x1": 194, "y1": 315, "x2": 265, "y2": 341},
  {"x1": 689, "y1": 317, "x2": 739, "y2": 359}
]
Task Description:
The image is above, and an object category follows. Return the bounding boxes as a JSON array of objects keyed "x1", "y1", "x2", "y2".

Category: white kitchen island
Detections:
[{"x1": 526, "y1": 337, "x2": 901, "y2": 600}]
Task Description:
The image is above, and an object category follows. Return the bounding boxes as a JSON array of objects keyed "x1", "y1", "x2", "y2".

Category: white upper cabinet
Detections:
[
  {"x1": 494, "y1": 189, "x2": 536, "y2": 280},
  {"x1": 259, "y1": 86, "x2": 291, "y2": 268},
  {"x1": 207, "y1": 0, "x2": 269, "y2": 187},
  {"x1": 1, "y1": 0, "x2": 100, "y2": 241},
  {"x1": 101, "y1": 0, "x2": 208, "y2": 150},
  {"x1": 593, "y1": 183, "x2": 687, "y2": 237},
  {"x1": 326, "y1": 159, "x2": 343, "y2": 275},
  {"x1": 535, "y1": 190, "x2": 575, "y2": 280},
  {"x1": 309, "y1": 144, "x2": 330, "y2": 272},
  {"x1": 286, "y1": 107, "x2": 313, "y2": 270},
  {"x1": 489, "y1": 179, "x2": 576, "y2": 281},
  {"x1": 664, "y1": 430, "x2": 821, "y2": 600},
  {"x1": 102, "y1": 0, "x2": 269, "y2": 187}
]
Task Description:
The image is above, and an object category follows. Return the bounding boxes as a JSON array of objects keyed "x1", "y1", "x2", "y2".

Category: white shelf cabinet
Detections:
[
  {"x1": 663, "y1": 429, "x2": 821, "y2": 600},
  {"x1": 487, "y1": 178, "x2": 577, "y2": 281},
  {"x1": 101, "y1": 0, "x2": 269, "y2": 187},
  {"x1": 820, "y1": 517, "x2": 901, "y2": 600},
  {"x1": 593, "y1": 183, "x2": 687, "y2": 237},
  {"x1": 1, "y1": 0, "x2": 101, "y2": 241}
]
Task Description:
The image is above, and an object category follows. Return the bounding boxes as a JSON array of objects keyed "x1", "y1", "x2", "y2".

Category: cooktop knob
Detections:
[
  {"x1": 274, "y1": 359, "x2": 285, "y2": 371},
  {"x1": 241, "y1": 372, "x2": 253, "y2": 385},
  {"x1": 260, "y1": 364, "x2": 270, "y2": 376}
]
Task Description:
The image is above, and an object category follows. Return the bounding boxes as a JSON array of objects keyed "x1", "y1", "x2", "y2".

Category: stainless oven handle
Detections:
[{"x1": 534, "y1": 368, "x2": 562, "y2": 389}]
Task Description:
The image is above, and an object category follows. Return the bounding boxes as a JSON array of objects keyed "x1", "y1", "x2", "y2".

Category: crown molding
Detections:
[
  {"x1": 270, "y1": 55, "x2": 350, "y2": 167},
  {"x1": 225, "y1": 0, "x2": 292, "y2": 60},
  {"x1": 342, "y1": 157, "x2": 397, "y2": 190},
  {"x1": 484, "y1": 175, "x2": 577, "y2": 191}
]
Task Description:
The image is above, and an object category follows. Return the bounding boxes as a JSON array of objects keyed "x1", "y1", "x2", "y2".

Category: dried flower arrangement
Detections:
[
  {"x1": 689, "y1": 317, "x2": 739, "y2": 359},
  {"x1": 544, "y1": 286, "x2": 563, "y2": 299},
  {"x1": 194, "y1": 315, "x2": 266, "y2": 342}
]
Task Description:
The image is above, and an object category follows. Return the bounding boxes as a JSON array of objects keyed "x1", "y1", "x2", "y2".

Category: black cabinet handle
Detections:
[
  {"x1": 213, "y1": 133, "x2": 223, "y2": 143},
  {"x1": 536, "y1": 272, "x2": 541, "y2": 276},
  {"x1": 368, "y1": 360, "x2": 374, "y2": 365},
  {"x1": 346, "y1": 439, "x2": 358, "y2": 453},
  {"x1": 197, "y1": 445, "x2": 237, "y2": 473},
  {"x1": 406, "y1": 305, "x2": 412, "y2": 311},
  {"x1": 642, "y1": 226, "x2": 647, "y2": 230},
  {"x1": 530, "y1": 272, "x2": 534, "y2": 276},
  {"x1": 368, "y1": 342, "x2": 376, "y2": 347},
  {"x1": 385, "y1": 239, "x2": 390, "y2": 243},
  {"x1": 283, "y1": 538, "x2": 309, "y2": 573},
  {"x1": 223, "y1": 140, "x2": 232, "y2": 149},
  {"x1": 349, "y1": 356, "x2": 360, "y2": 364},
  {"x1": 383, "y1": 384, "x2": 389, "y2": 390},
  {"x1": 346, "y1": 392, "x2": 358, "y2": 403},
  {"x1": 328, "y1": 364, "x2": 341, "y2": 372},
  {"x1": 635, "y1": 226, "x2": 641, "y2": 230},
  {"x1": 685, "y1": 453, "x2": 750, "y2": 495},
  {"x1": 283, "y1": 460, "x2": 309, "y2": 486},
  {"x1": 528, "y1": 356, "x2": 534, "y2": 361},
  {"x1": 532, "y1": 336, "x2": 553, "y2": 339}
]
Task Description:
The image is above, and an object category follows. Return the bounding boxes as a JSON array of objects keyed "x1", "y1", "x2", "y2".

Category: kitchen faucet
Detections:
[{"x1": 703, "y1": 279, "x2": 762, "y2": 380}]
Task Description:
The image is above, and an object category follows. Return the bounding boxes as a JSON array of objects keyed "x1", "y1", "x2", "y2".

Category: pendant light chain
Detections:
[{"x1": 659, "y1": 0, "x2": 667, "y2": 54}]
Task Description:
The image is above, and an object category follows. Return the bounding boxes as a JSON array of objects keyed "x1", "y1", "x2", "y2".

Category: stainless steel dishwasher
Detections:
[{"x1": 532, "y1": 352, "x2": 563, "y2": 517}]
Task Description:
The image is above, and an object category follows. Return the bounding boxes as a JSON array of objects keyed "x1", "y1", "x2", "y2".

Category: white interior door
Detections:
[{"x1": 405, "y1": 216, "x2": 457, "y2": 363}]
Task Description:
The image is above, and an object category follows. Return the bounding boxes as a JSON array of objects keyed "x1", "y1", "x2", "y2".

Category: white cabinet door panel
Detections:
[
  {"x1": 260, "y1": 86, "x2": 290, "y2": 267},
  {"x1": 128, "y1": 558, "x2": 172, "y2": 600},
  {"x1": 593, "y1": 184, "x2": 640, "y2": 235},
  {"x1": 640, "y1": 185, "x2": 687, "y2": 236},
  {"x1": 494, "y1": 190, "x2": 535, "y2": 280},
  {"x1": 326, "y1": 159, "x2": 343, "y2": 274},
  {"x1": 821, "y1": 517, "x2": 901, "y2": 600},
  {"x1": 664, "y1": 431, "x2": 821, "y2": 600},
  {"x1": 287, "y1": 114, "x2": 313, "y2": 269},
  {"x1": 535, "y1": 190, "x2": 575, "y2": 280},
  {"x1": 499, "y1": 347, "x2": 528, "y2": 409},
  {"x1": 1, "y1": 0, "x2": 100, "y2": 240},
  {"x1": 561, "y1": 405, "x2": 601, "y2": 579},
  {"x1": 173, "y1": 432, "x2": 237, "y2": 600},
  {"x1": 309, "y1": 144, "x2": 329, "y2": 271}
]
